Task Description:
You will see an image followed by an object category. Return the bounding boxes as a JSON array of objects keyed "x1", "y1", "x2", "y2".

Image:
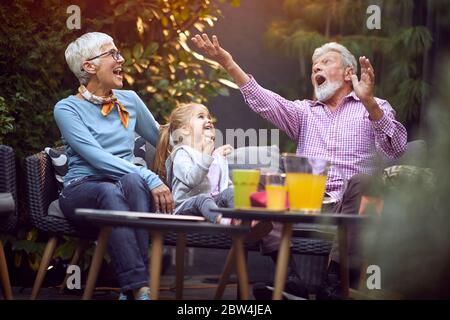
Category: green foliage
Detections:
[
  {"x1": 1, "y1": 230, "x2": 99, "y2": 272},
  {"x1": 264, "y1": 0, "x2": 438, "y2": 126},
  {"x1": 0, "y1": 0, "x2": 73, "y2": 157},
  {"x1": 0, "y1": 0, "x2": 239, "y2": 157},
  {"x1": 0, "y1": 96, "x2": 14, "y2": 144},
  {"x1": 80, "y1": 0, "x2": 238, "y2": 122}
]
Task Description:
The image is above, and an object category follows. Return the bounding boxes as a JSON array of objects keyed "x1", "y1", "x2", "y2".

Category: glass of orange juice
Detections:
[
  {"x1": 265, "y1": 172, "x2": 287, "y2": 210},
  {"x1": 281, "y1": 154, "x2": 329, "y2": 214}
]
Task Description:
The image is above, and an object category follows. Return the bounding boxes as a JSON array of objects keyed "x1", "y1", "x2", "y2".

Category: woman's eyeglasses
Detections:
[{"x1": 85, "y1": 49, "x2": 123, "y2": 62}]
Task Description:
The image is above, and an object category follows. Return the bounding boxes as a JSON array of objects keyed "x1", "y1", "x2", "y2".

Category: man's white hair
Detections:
[
  {"x1": 312, "y1": 42, "x2": 357, "y2": 74},
  {"x1": 65, "y1": 32, "x2": 114, "y2": 85}
]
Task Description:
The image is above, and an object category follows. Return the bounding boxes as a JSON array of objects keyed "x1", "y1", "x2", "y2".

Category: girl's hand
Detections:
[
  {"x1": 212, "y1": 144, "x2": 233, "y2": 158},
  {"x1": 202, "y1": 136, "x2": 215, "y2": 155}
]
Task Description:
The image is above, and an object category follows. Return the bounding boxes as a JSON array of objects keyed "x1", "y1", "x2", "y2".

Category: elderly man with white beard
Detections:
[{"x1": 192, "y1": 34, "x2": 407, "y2": 299}]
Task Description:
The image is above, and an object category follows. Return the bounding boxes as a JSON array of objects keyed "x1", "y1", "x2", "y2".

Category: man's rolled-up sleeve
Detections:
[
  {"x1": 240, "y1": 75, "x2": 305, "y2": 142},
  {"x1": 370, "y1": 100, "x2": 408, "y2": 159}
]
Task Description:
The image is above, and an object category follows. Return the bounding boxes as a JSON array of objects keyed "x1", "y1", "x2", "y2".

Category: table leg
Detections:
[
  {"x1": 338, "y1": 224, "x2": 349, "y2": 298},
  {"x1": 82, "y1": 227, "x2": 111, "y2": 300},
  {"x1": 272, "y1": 223, "x2": 293, "y2": 300},
  {"x1": 358, "y1": 261, "x2": 369, "y2": 291},
  {"x1": 236, "y1": 249, "x2": 249, "y2": 300},
  {"x1": 175, "y1": 233, "x2": 186, "y2": 300},
  {"x1": 214, "y1": 246, "x2": 235, "y2": 299},
  {"x1": 150, "y1": 231, "x2": 164, "y2": 300},
  {"x1": 233, "y1": 235, "x2": 249, "y2": 300}
]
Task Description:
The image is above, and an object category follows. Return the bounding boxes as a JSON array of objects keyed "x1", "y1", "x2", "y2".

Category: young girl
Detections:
[{"x1": 154, "y1": 103, "x2": 272, "y2": 238}]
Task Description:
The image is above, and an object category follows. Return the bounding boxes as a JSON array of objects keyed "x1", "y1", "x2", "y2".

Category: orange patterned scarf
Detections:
[{"x1": 78, "y1": 85, "x2": 129, "y2": 128}]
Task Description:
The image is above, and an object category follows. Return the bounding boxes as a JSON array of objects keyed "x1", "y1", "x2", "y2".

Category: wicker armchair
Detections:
[
  {"x1": 24, "y1": 150, "x2": 95, "y2": 299},
  {"x1": 0, "y1": 145, "x2": 18, "y2": 299}
]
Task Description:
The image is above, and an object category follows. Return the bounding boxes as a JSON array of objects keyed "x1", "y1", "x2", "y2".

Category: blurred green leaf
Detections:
[
  {"x1": 156, "y1": 79, "x2": 169, "y2": 90},
  {"x1": 144, "y1": 42, "x2": 159, "y2": 57},
  {"x1": 114, "y1": 1, "x2": 131, "y2": 16},
  {"x1": 216, "y1": 87, "x2": 230, "y2": 96},
  {"x1": 133, "y1": 43, "x2": 144, "y2": 59},
  {"x1": 54, "y1": 240, "x2": 76, "y2": 260}
]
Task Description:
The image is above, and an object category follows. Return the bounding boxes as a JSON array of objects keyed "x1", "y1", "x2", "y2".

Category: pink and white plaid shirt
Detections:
[{"x1": 240, "y1": 76, "x2": 408, "y2": 200}]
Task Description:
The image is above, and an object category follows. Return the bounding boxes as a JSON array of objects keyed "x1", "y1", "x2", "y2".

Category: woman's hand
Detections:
[
  {"x1": 151, "y1": 183, "x2": 174, "y2": 214},
  {"x1": 212, "y1": 144, "x2": 233, "y2": 158}
]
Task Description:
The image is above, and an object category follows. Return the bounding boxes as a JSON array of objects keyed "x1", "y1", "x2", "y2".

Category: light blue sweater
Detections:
[{"x1": 54, "y1": 89, "x2": 163, "y2": 190}]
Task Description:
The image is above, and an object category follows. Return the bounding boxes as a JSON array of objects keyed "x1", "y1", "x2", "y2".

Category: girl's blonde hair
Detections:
[{"x1": 153, "y1": 103, "x2": 208, "y2": 182}]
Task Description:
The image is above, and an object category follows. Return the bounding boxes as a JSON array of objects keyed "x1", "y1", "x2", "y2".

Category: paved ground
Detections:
[
  {"x1": 5, "y1": 247, "x2": 327, "y2": 300},
  {"x1": 11, "y1": 275, "x2": 240, "y2": 300}
]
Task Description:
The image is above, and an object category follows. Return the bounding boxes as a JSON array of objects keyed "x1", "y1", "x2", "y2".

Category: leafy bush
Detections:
[
  {"x1": 0, "y1": 0, "x2": 239, "y2": 157},
  {"x1": 0, "y1": 0, "x2": 240, "y2": 280},
  {"x1": 0, "y1": 0, "x2": 73, "y2": 157},
  {"x1": 0, "y1": 96, "x2": 14, "y2": 144},
  {"x1": 81, "y1": 0, "x2": 239, "y2": 121}
]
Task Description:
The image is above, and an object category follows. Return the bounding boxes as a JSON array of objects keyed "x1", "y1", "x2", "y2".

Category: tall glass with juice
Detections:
[
  {"x1": 232, "y1": 169, "x2": 260, "y2": 208},
  {"x1": 265, "y1": 172, "x2": 287, "y2": 210},
  {"x1": 285, "y1": 173, "x2": 327, "y2": 212},
  {"x1": 282, "y1": 154, "x2": 329, "y2": 214}
]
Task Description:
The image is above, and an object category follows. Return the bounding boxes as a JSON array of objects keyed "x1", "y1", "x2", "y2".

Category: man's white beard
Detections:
[{"x1": 314, "y1": 80, "x2": 343, "y2": 102}]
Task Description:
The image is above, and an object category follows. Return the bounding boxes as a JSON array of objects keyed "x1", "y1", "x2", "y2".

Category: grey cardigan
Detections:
[{"x1": 166, "y1": 145, "x2": 232, "y2": 213}]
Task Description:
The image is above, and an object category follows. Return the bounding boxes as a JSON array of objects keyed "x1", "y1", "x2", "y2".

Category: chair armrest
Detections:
[
  {"x1": 0, "y1": 193, "x2": 15, "y2": 214},
  {"x1": 24, "y1": 151, "x2": 59, "y2": 225},
  {"x1": 0, "y1": 145, "x2": 18, "y2": 232}
]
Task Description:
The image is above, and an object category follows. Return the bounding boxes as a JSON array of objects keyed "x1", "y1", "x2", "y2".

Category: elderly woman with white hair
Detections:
[
  {"x1": 191, "y1": 34, "x2": 408, "y2": 300},
  {"x1": 54, "y1": 32, "x2": 174, "y2": 300}
]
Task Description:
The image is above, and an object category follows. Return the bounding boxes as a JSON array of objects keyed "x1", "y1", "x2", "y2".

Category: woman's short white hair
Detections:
[
  {"x1": 312, "y1": 42, "x2": 357, "y2": 74},
  {"x1": 65, "y1": 32, "x2": 114, "y2": 85}
]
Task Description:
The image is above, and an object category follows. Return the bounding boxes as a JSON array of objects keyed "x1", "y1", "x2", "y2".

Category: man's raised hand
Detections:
[
  {"x1": 351, "y1": 56, "x2": 375, "y2": 104},
  {"x1": 351, "y1": 56, "x2": 383, "y2": 120},
  {"x1": 191, "y1": 34, "x2": 250, "y2": 86},
  {"x1": 191, "y1": 34, "x2": 233, "y2": 69}
]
